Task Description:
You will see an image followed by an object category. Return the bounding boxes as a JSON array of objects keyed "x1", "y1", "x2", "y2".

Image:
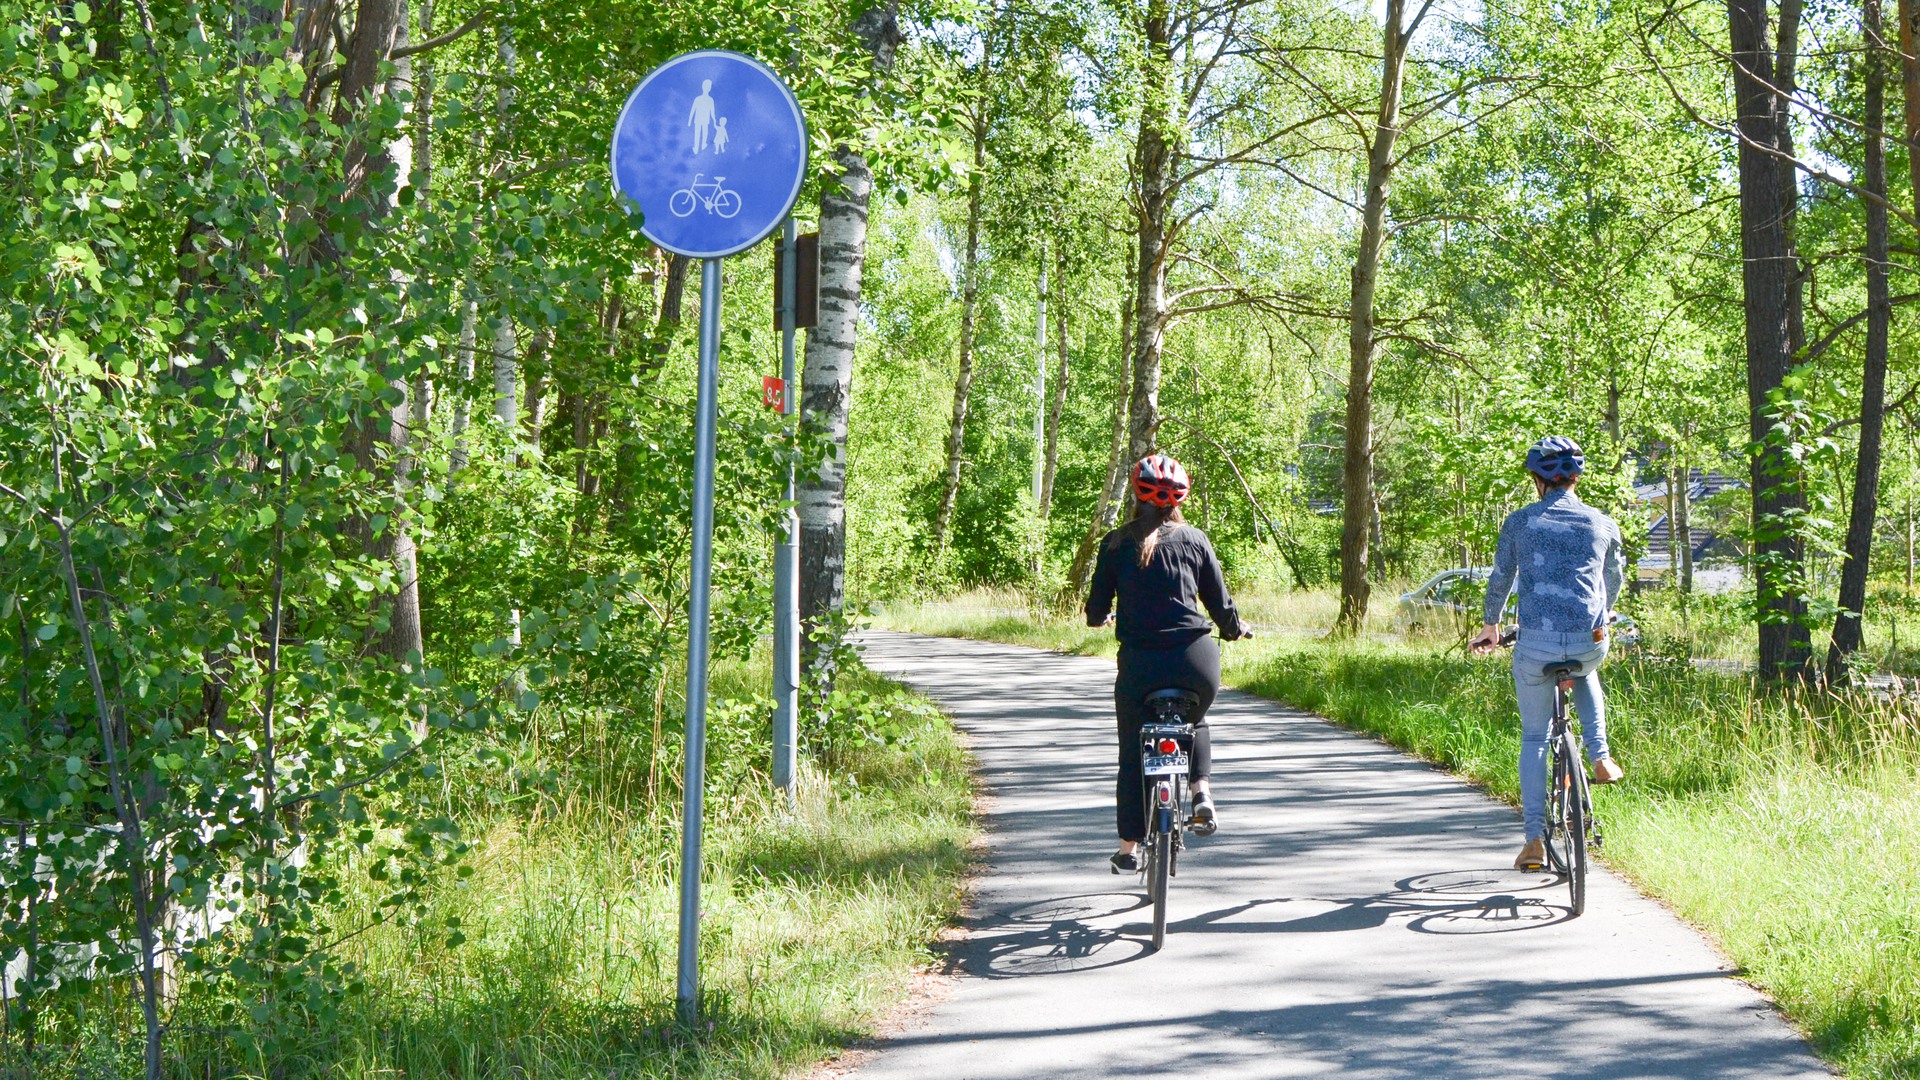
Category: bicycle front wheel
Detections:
[
  {"x1": 669, "y1": 189, "x2": 697, "y2": 217},
  {"x1": 1149, "y1": 829, "x2": 1172, "y2": 951}
]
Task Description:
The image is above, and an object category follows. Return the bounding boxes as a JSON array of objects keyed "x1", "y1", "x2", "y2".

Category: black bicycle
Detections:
[
  {"x1": 1498, "y1": 632, "x2": 1604, "y2": 917},
  {"x1": 1135, "y1": 688, "x2": 1213, "y2": 951}
]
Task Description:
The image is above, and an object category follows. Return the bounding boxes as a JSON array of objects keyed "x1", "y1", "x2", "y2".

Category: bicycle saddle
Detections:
[
  {"x1": 1145, "y1": 688, "x2": 1201, "y2": 720},
  {"x1": 1542, "y1": 661, "x2": 1583, "y2": 681}
]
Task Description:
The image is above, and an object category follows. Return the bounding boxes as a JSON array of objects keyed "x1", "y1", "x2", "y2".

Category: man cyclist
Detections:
[
  {"x1": 1468, "y1": 436, "x2": 1627, "y2": 872},
  {"x1": 1085, "y1": 454, "x2": 1250, "y2": 873}
]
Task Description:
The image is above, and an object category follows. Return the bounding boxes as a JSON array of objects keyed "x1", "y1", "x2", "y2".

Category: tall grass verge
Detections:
[
  {"x1": 3, "y1": 658, "x2": 976, "y2": 1079},
  {"x1": 886, "y1": 588, "x2": 1920, "y2": 1079}
]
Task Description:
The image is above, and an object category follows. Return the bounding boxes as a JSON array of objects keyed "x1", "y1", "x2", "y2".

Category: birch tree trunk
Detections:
[
  {"x1": 491, "y1": 24, "x2": 518, "y2": 430},
  {"x1": 522, "y1": 329, "x2": 551, "y2": 451},
  {"x1": 1125, "y1": 0, "x2": 1175, "y2": 464},
  {"x1": 411, "y1": 9, "x2": 435, "y2": 447},
  {"x1": 450, "y1": 296, "x2": 476, "y2": 473},
  {"x1": 493, "y1": 315, "x2": 518, "y2": 427},
  {"x1": 1335, "y1": 0, "x2": 1412, "y2": 634},
  {"x1": 329, "y1": 0, "x2": 423, "y2": 666},
  {"x1": 1063, "y1": 272, "x2": 1136, "y2": 604},
  {"x1": 932, "y1": 97, "x2": 987, "y2": 554},
  {"x1": 1038, "y1": 260, "x2": 1070, "y2": 519},
  {"x1": 1676, "y1": 461, "x2": 1695, "y2": 593},
  {"x1": 1828, "y1": 0, "x2": 1891, "y2": 679},
  {"x1": 1728, "y1": 0, "x2": 1812, "y2": 677},
  {"x1": 647, "y1": 252, "x2": 689, "y2": 375},
  {"x1": 799, "y1": 3, "x2": 902, "y2": 665},
  {"x1": 800, "y1": 152, "x2": 870, "y2": 644}
]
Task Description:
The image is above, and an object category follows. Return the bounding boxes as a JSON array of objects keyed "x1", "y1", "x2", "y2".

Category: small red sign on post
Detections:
[{"x1": 762, "y1": 376, "x2": 786, "y2": 411}]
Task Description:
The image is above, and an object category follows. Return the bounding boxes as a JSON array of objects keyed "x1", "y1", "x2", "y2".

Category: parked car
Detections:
[
  {"x1": 1397, "y1": 567, "x2": 1640, "y2": 648},
  {"x1": 1398, "y1": 568, "x2": 1500, "y2": 632}
]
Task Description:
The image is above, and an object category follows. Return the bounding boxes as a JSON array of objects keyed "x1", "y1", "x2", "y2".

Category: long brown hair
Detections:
[{"x1": 1119, "y1": 501, "x2": 1185, "y2": 568}]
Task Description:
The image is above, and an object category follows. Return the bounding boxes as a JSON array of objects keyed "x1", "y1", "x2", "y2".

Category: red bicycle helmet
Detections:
[{"x1": 1132, "y1": 454, "x2": 1190, "y2": 508}]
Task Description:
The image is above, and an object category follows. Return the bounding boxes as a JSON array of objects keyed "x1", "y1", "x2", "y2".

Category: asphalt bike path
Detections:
[{"x1": 850, "y1": 631, "x2": 1830, "y2": 1079}]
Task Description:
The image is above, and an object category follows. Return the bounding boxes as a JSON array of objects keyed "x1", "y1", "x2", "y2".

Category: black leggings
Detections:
[{"x1": 1114, "y1": 635, "x2": 1220, "y2": 841}]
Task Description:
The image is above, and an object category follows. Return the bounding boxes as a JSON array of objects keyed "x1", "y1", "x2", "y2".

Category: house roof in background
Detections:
[{"x1": 1633, "y1": 470, "x2": 1743, "y2": 504}]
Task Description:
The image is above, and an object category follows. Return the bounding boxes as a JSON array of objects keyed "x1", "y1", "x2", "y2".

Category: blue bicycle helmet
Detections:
[{"x1": 1525, "y1": 435, "x2": 1585, "y2": 482}]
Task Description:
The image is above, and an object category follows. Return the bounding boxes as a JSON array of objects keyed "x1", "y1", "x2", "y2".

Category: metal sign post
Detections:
[
  {"x1": 1033, "y1": 259, "x2": 1047, "y2": 506},
  {"x1": 678, "y1": 257, "x2": 721, "y2": 1022},
  {"x1": 610, "y1": 49, "x2": 807, "y2": 1028},
  {"x1": 772, "y1": 220, "x2": 800, "y2": 796}
]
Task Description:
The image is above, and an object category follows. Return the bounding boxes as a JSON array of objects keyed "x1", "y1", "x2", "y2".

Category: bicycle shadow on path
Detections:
[{"x1": 956, "y1": 869, "x2": 1580, "y2": 982}]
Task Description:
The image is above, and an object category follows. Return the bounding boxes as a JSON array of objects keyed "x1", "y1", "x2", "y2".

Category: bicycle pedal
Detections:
[{"x1": 1189, "y1": 819, "x2": 1216, "y2": 837}]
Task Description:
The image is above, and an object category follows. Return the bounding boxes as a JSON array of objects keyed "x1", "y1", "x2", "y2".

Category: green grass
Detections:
[
  {"x1": 5, "y1": 659, "x2": 975, "y2": 1080},
  {"x1": 884, "y1": 587, "x2": 1920, "y2": 1080},
  {"x1": 303, "y1": 660, "x2": 977, "y2": 1079}
]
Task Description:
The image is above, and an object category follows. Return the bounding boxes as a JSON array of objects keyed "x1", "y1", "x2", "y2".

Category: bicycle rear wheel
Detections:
[
  {"x1": 1543, "y1": 747, "x2": 1573, "y2": 877},
  {"x1": 1564, "y1": 736, "x2": 1590, "y2": 917},
  {"x1": 1149, "y1": 828, "x2": 1172, "y2": 951}
]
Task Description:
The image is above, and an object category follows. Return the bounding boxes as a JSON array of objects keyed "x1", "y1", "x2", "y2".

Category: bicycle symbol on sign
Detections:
[{"x1": 669, "y1": 174, "x2": 742, "y2": 219}]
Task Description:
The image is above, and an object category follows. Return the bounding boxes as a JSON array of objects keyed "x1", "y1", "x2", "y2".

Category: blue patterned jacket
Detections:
[{"x1": 1482, "y1": 488, "x2": 1626, "y2": 636}]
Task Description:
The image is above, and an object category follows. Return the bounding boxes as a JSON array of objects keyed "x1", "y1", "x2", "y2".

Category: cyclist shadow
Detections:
[
  {"x1": 955, "y1": 891, "x2": 1157, "y2": 979},
  {"x1": 1160, "y1": 869, "x2": 1578, "y2": 939}
]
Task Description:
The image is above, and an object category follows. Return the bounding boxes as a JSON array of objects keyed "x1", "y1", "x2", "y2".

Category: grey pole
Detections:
[
  {"x1": 1032, "y1": 260, "x2": 1047, "y2": 506},
  {"x1": 773, "y1": 220, "x2": 799, "y2": 795},
  {"x1": 677, "y1": 256, "x2": 723, "y2": 1026}
]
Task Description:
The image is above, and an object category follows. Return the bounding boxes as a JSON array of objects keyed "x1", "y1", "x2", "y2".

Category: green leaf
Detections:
[{"x1": 36, "y1": 623, "x2": 57, "y2": 641}]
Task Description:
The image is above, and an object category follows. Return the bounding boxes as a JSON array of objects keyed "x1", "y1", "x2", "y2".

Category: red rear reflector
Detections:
[{"x1": 1157, "y1": 739, "x2": 1178, "y2": 754}]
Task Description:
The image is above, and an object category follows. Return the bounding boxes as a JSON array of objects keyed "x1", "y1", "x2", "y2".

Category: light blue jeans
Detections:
[{"x1": 1513, "y1": 632, "x2": 1613, "y2": 841}]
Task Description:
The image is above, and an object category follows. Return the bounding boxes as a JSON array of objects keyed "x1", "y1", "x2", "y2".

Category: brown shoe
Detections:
[
  {"x1": 1592, "y1": 758, "x2": 1624, "y2": 785},
  {"x1": 1513, "y1": 839, "x2": 1545, "y2": 871}
]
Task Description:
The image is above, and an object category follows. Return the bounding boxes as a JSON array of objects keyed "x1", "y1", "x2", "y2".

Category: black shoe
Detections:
[
  {"x1": 1109, "y1": 851, "x2": 1140, "y2": 873},
  {"x1": 1191, "y1": 795, "x2": 1218, "y2": 837}
]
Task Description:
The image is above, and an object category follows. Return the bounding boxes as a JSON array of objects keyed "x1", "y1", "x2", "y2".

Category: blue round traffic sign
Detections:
[{"x1": 611, "y1": 51, "x2": 808, "y2": 259}]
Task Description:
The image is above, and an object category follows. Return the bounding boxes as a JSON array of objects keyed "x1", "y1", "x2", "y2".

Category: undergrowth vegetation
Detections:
[
  {"x1": 885, "y1": 588, "x2": 1920, "y2": 1079},
  {"x1": 3, "y1": 657, "x2": 976, "y2": 1079}
]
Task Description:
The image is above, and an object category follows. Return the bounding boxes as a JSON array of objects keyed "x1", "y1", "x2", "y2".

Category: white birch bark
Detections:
[
  {"x1": 798, "y1": 3, "x2": 900, "y2": 647},
  {"x1": 450, "y1": 298, "x2": 475, "y2": 473},
  {"x1": 490, "y1": 25, "x2": 518, "y2": 432},
  {"x1": 798, "y1": 149, "x2": 871, "y2": 633},
  {"x1": 492, "y1": 316, "x2": 517, "y2": 427}
]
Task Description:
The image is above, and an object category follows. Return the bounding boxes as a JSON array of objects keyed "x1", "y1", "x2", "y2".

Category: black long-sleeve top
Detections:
[{"x1": 1085, "y1": 523, "x2": 1246, "y2": 648}]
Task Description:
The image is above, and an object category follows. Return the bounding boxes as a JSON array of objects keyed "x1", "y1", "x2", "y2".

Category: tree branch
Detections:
[{"x1": 391, "y1": 13, "x2": 485, "y2": 60}]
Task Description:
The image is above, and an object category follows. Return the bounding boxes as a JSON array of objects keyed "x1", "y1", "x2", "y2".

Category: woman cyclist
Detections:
[
  {"x1": 1085, "y1": 454, "x2": 1250, "y2": 873},
  {"x1": 1468, "y1": 436, "x2": 1627, "y2": 871}
]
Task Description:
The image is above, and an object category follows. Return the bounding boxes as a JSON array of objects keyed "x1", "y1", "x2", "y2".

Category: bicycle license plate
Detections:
[{"x1": 1143, "y1": 751, "x2": 1188, "y2": 776}]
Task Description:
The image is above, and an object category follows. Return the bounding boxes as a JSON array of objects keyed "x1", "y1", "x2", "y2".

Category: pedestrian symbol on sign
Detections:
[{"x1": 689, "y1": 80, "x2": 717, "y2": 152}]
